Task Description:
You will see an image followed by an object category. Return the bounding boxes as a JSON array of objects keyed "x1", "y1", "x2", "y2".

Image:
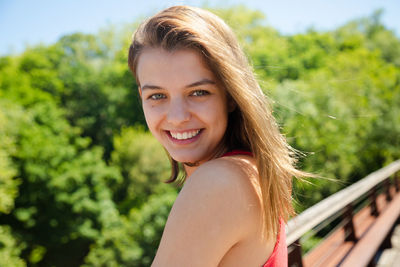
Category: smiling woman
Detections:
[
  {"x1": 137, "y1": 48, "x2": 230, "y2": 169},
  {"x1": 128, "y1": 5, "x2": 306, "y2": 267}
]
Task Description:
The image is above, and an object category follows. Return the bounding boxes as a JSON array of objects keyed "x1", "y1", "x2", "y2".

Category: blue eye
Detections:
[
  {"x1": 149, "y1": 93, "x2": 166, "y2": 100},
  {"x1": 192, "y1": 90, "x2": 209, "y2": 96}
]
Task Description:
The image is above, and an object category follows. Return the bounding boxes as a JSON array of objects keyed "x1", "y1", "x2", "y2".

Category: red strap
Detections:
[
  {"x1": 221, "y1": 150, "x2": 253, "y2": 157},
  {"x1": 263, "y1": 219, "x2": 288, "y2": 267}
]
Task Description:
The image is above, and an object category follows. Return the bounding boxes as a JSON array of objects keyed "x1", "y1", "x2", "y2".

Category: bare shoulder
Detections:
[
  {"x1": 187, "y1": 155, "x2": 263, "y2": 229},
  {"x1": 151, "y1": 156, "x2": 263, "y2": 266},
  {"x1": 183, "y1": 155, "x2": 262, "y2": 215},
  {"x1": 186, "y1": 155, "x2": 262, "y2": 209},
  {"x1": 192, "y1": 154, "x2": 258, "y2": 181}
]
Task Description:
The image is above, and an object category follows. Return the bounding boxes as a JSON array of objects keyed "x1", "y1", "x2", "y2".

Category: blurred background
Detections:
[{"x1": 0, "y1": 1, "x2": 399, "y2": 266}]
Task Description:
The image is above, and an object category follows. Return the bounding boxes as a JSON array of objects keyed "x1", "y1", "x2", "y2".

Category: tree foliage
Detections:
[{"x1": 111, "y1": 126, "x2": 175, "y2": 212}]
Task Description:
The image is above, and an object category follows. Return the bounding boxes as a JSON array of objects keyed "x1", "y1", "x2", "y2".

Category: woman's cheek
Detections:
[
  {"x1": 142, "y1": 104, "x2": 154, "y2": 126},
  {"x1": 143, "y1": 104, "x2": 164, "y2": 132}
]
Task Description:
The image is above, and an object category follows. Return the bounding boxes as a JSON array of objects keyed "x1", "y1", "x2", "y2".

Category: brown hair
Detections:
[{"x1": 128, "y1": 5, "x2": 305, "y2": 239}]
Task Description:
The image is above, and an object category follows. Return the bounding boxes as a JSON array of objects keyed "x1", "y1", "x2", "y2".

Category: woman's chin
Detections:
[{"x1": 170, "y1": 152, "x2": 201, "y2": 165}]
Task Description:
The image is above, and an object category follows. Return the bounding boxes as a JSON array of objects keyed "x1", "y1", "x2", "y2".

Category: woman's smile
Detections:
[
  {"x1": 165, "y1": 129, "x2": 204, "y2": 146},
  {"x1": 168, "y1": 129, "x2": 202, "y2": 141},
  {"x1": 136, "y1": 48, "x2": 229, "y2": 166}
]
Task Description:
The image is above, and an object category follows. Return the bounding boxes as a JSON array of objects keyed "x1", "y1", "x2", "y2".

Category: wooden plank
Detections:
[
  {"x1": 287, "y1": 161, "x2": 400, "y2": 245},
  {"x1": 303, "y1": 228, "x2": 347, "y2": 267},
  {"x1": 320, "y1": 242, "x2": 354, "y2": 267},
  {"x1": 340, "y1": 192, "x2": 400, "y2": 267},
  {"x1": 303, "y1": 205, "x2": 367, "y2": 266},
  {"x1": 303, "y1": 191, "x2": 397, "y2": 267}
]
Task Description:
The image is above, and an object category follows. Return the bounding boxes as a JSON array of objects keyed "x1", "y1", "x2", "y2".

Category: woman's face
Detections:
[{"x1": 136, "y1": 48, "x2": 229, "y2": 165}]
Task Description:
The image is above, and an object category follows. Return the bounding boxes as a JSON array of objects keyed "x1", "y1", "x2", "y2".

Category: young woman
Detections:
[{"x1": 128, "y1": 5, "x2": 304, "y2": 267}]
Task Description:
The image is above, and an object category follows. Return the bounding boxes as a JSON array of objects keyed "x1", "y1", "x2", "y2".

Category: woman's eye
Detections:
[
  {"x1": 149, "y1": 93, "x2": 166, "y2": 100},
  {"x1": 191, "y1": 90, "x2": 209, "y2": 97}
]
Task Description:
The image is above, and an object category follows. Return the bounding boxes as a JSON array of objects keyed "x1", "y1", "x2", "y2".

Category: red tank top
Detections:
[
  {"x1": 262, "y1": 219, "x2": 287, "y2": 267},
  {"x1": 221, "y1": 150, "x2": 288, "y2": 267}
]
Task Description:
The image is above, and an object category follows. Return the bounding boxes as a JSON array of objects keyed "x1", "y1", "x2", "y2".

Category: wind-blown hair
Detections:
[{"x1": 128, "y1": 5, "x2": 305, "y2": 239}]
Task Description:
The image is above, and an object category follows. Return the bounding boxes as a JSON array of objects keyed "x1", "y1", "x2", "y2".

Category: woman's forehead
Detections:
[{"x1": 136, "y1": 48, "x2": 217, "y2": 87}]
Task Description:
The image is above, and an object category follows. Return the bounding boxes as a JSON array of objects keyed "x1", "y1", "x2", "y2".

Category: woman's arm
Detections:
[{"x1": 151, "y1": 158, "x2": 260, "y2": 267}]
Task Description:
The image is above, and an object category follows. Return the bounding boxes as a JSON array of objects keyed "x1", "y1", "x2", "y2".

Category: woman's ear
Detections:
[{"x1": 138, "y1": 86, "x2": 142, "y2": 98}]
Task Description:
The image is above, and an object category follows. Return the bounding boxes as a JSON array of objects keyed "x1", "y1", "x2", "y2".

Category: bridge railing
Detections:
[{"x1": 287, "y1": 160, "x2": 400, "y2": 267}]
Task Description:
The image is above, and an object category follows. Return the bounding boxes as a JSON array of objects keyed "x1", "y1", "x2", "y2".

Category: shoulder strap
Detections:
[{"x1": 221, "y1": 150, "x2": 253, "y2": 157}]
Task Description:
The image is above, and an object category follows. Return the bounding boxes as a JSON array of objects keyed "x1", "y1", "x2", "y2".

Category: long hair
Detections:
[{"x1": 128, "y1": 5, "x2": 306, "y2": 239}]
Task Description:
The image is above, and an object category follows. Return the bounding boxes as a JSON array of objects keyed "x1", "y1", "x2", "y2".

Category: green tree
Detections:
[
  {"x1": 0, "y1": 99, "x2": 122, "y2": 266},
  {"x1": 110, "y1": 126, "x2": 175, "y2": 214},
  {"x1": 0, "y1": 103, "x2": 26, "y2": 267},
  {"x1": 0, "y1": 225, "x2": 26, "y2": 267},
  {"x1": 0, "y1": 106, "x2": 20, "y2": 215},
  {"x1": 83, "y1": 127, "x2": 177, "y2": 266},
  {"x1": 83, "y1": 190, "x2": 176, "y2": 267}
]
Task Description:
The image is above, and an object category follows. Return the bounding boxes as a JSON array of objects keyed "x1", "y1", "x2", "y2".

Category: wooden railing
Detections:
[{"x1": 286, "y1": 160, "x2": 400, "y2": 267}]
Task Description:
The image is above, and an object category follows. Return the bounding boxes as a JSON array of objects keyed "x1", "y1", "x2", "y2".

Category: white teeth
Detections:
[{"x1": 170, "y1": 130, "x2": 200, "y2": 140}]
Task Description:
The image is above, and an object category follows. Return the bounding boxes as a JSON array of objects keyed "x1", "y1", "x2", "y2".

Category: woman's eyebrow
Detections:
[
  {"x1": 185, "y1": 78, "x2": 216, "y2": 88},
  {"x1": 141, "y1": 79, "x2": 216, "y2": 91},
  {"x1": 141, "y1": 84, "x2": 162, "y2": 91}
]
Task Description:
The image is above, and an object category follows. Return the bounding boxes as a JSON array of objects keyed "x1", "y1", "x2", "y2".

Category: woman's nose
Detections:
[{"x1": 166, "y1": 98, "x2": 191, "y2": 125}]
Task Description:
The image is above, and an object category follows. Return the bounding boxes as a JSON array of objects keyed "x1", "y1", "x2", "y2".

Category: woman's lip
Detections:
[
  {"x1": 167, "y1": 129, "x2": 202, "y2": 134},
  {"x1": 165, "y1": 129, "x2": 203, "y2": 144}
]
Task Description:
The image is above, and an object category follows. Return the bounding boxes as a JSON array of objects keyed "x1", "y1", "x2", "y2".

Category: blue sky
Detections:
[{"x1": 1, "y1": 0, "x2": 399, "y2": 56}]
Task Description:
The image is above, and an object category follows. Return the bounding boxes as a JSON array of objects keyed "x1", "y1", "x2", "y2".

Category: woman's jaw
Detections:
[{"x1": 164, "y1": 129, "x2": 228, "y2": 173}]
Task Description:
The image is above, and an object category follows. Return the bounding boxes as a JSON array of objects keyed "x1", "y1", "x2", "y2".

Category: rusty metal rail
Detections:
[{"x1": 286, "y1": 160, "x2": 400, "y2": 267}]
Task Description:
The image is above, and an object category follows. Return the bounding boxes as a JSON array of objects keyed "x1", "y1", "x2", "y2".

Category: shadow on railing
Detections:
[{"x1": 287, "y1": 160, "x2": 400, "y2": 267}]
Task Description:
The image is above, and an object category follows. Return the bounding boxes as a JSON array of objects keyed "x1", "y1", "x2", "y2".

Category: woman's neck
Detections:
[{"x1": 183, "y1": 144, "x2": 230, "y2": 177}]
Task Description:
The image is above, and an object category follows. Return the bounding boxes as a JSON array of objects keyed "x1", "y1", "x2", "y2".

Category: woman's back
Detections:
[
  {"x1": 218, "y1": 151, "x2": 288, "y2": 267},
  {"x1": 152, "y1": 153, "x2": 281, "y2": 266}
]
